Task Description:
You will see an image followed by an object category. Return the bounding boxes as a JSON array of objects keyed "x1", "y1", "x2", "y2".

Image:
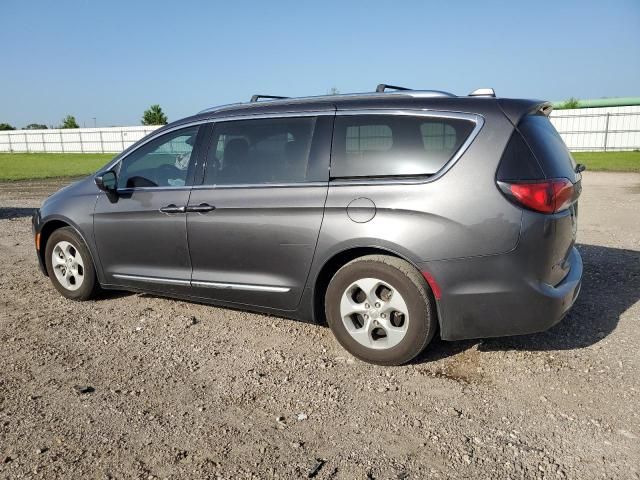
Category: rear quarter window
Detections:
[
  {"x1": 518, "y1": 114, "x2": 578, "y2": 181},
  {"x1": 331, "y1": 114, "x2": 476, "y2": 178}
]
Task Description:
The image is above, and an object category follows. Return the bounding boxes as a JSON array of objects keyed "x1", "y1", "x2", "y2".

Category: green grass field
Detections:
[
  {"x1": 0, "y1": 153, "x2": 114, "y2": 181},
  {"x1": 0, "y1": 151, "x2": 639, "y2": 181},
  {"x1": 572, "y1": 151, "x2": 640, "y2": 173}
]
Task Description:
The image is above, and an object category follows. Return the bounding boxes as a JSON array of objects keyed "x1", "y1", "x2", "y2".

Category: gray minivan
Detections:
[{"x1": 32, "y1": 85, "x2": 583, "y2": 365}]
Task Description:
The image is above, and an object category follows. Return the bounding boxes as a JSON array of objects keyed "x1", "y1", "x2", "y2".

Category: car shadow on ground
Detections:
[
  {"x1": 0, "y1": 207, "x2": 37, "y2": 220},
  {"x1": 415, "y1": 243, "x2": 640, "y2": 364}
]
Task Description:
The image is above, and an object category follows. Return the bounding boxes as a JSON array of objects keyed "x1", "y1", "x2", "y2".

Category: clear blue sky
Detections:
[{"x1": 1, "y1": 0, "x2": 639, "y2": 128}]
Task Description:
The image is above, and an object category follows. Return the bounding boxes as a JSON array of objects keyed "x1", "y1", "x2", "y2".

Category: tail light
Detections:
[{"x1": 497, "y1": 178, "x2": 576, "y2": 214}]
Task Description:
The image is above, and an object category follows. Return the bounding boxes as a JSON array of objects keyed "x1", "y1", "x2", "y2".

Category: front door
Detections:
[
  {"x1": 186, "y1": 114, "x2": 333, "y2": 310},
  {"x1": 94, "y1": 125, "x2": 203, "y2": 294}
]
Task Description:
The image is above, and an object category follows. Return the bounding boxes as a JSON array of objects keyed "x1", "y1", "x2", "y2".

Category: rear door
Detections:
[{"x1": 186, "y1": 114, "x2": 333, "y2": 310}]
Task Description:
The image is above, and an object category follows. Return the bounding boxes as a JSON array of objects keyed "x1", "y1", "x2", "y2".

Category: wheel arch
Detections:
[
  {"x1": 38, "y1": 217, "x2": 98, "y2": 279},
  {"x1": 311, "y1": 245, "x2": 441, "y2": 329}
]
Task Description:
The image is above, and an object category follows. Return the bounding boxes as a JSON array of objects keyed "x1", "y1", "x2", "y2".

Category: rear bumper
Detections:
[{"x1": 420, "y1": 246, "x2": 582, "y2": 341}]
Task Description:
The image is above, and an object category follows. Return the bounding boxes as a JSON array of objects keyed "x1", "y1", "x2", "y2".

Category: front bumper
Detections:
[
  {"x1": 32, "y1": 209, "x2": 47, "y2": 275},
  {"x1": 420, "y1": 246, "x2": 583, "y2": 341}
]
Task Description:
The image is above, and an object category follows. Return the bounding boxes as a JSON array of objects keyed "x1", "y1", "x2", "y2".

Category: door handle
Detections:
[
  {"x1": 159, "y1": 204, "x2": 186, "y2": 214},
  {"x1": 186, "y1": 203, "x2": 216, "y2": 213}
]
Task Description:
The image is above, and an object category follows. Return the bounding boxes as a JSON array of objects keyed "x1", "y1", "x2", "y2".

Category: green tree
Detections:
[
  {"x1": 0, "y1": 123, "x2": 15, "y2": 131},
  {"x1": 59, "y1": 115, "x2": 79, "y2": 129},
  {"x1": 142, "y1": 104, "x2": 168, "y2": 125},
  {"x1": 562, "y1": 97, "x2": 580, "y2": 109},
  {"x1": 25, "y1": 123, "x2": 48, "y2": 130}
]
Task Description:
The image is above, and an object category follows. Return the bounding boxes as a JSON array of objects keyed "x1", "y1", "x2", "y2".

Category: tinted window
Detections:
[
  {"x1": 331, "y1": 115, "x2": 475, "y2": 178},
  {"x1": 203, "y1": 117, "x2": 316, "y2": 185},
  {"x1": 117, "y1": 126, "x2": 199, "y2": 188},
  {"x1": 518, "y1": 114, "x2": 577, "y2": 181}
]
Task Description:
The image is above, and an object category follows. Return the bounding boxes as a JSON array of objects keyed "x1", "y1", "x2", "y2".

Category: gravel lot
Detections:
[{"x1": 0, "y1": 172, "x2": 638, "y2": 479}]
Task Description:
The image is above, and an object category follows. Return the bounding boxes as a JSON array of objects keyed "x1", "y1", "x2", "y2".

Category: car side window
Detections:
[
  {"x1": 203, "y1": 117, "x2": 316, "y2": 185},
  {"x1": 117, "y1": 126, "x2": 199, "y2": 189},
  {"x1": 331, "y1": 115, "x2": 475, "y2": 178}
]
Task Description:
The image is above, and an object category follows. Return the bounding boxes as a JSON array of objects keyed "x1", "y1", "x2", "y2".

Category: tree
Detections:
[
  {"x1": 0, "y1": 123, "x2": 15, "y2": 131},
  {"x1": 142, "y1": 104, "x2": 168, "y2": 125},
  {"x1": 25, "y1": 123, "x2": 48, "y2": 130},
  {"x1": 60, "y1": 115, "x2": 79, "y2": 129},
  {"x1": 562, "y1": 97, "x2": 580, "y2": 109}
]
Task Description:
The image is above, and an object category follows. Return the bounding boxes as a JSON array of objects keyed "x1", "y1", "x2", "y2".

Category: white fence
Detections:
[
  {"x1": 549, "y1": 105, "x2": 640, "y2": 152},
  {"x1": 1, "y1": 105, "x2": 639, "y2": 153},
  {"x1": 0, "y1": 125, "x2": 161, "y2": 153}
]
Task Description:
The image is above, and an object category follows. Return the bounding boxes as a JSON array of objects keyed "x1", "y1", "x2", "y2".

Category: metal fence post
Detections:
[
  {"x1": 80, "y1": 130, "x2": 84, "y2": 153},
  {"x1": 25, "y1": 132, "x2": 29, "y2": 153},
  {"x1": 120, "y1": 129, "x2": 125, "y2": 151},
  {"x1": 603, "y1": 113, "x2": 610, "y2": 152},
  {"x1": 7, "y1": 134, "x2": 12, "y2": 152},
  {"x1": 60, "y1": 130, "x2": 65, "y2": 153},
  {"x1": 99, "y1": 130, "x2": 104, "y2": 153}
]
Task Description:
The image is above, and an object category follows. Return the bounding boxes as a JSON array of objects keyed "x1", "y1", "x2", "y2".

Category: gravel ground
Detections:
[{"x1": 0, "y1": 172, "x2": 638, "y2": 479}]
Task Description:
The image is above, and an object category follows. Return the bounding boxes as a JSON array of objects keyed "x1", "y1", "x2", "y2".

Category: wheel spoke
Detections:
[{"x1": 340, "y1": 292, "x2": 367, "y2": 317}]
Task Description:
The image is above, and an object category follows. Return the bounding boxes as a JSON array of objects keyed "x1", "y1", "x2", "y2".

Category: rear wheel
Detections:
[
  {"x1": 325, "y1": 255, "x2": 437, "y2": 366},
  {"x1": 45, "y1": 227, "x2": 99, "y2": 301}
]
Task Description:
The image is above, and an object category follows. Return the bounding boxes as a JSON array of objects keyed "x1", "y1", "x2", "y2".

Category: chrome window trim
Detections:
[
  {"x1": 330, "y1": 108, "x2": 484, "y2": 186},
  {"x1": 190, "y1": 181, "x2": 327, "y2": 190},
  {"x1": 104, "y1": 108, "x2": 483, "y2": 190},
  {"x1": 112, "y1": 273, "x2": 290, "y2": 293}
]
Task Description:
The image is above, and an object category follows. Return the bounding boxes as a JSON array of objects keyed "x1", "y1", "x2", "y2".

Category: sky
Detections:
[{"x1": 1, "y1": 0, "x2": 639, "y2": 128}]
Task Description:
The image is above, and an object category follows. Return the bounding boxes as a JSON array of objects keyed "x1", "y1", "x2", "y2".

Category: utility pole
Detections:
[{"x1": 92, "y1": 117, "x2": 97, "y2": 128}]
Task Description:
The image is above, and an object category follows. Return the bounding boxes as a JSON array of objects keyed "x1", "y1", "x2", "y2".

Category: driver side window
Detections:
[{"x1": 117, "y1": 126, "x2": 199, "y2": 189}]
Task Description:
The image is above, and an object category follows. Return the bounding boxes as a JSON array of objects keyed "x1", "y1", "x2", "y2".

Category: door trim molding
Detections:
[
  {"x1": 112, "y1": 273, "x2": 290, "y2": 293},
  {"x1": 192, "y1": 280, "x2": 290, "y2": 293},
  {"x1": 112, "y1": 273, "x2": 190, "y2": 286}
]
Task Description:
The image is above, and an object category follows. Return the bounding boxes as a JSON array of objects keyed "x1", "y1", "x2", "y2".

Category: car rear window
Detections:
[
  {"x1": 331, "y1": 115, "x2": 476, "y2": 178},
  {"x1": 518, "y1": 114, "x2": 577, "y2": 181}
]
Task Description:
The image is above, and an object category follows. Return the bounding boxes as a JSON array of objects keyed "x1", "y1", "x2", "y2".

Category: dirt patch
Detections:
[{"x1": 0, "y1": 172, "x2": 639, "y2": 479}]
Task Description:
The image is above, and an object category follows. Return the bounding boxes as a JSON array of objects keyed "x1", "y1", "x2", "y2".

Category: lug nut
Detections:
[
  {"x1": 363, "y1": 314, "x2": 369, "y2": 320},
  {"x1": 375, "y1": 302, "x2": 381, "y2": 308},
  {"x1": 364, "y1": 303, "x2": 370, "y2": 309},
  {"x1": 381, "y1": 313, "x2": 386, "y2": 319}
]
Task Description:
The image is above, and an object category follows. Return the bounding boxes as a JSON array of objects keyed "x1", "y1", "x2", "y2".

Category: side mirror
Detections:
[{"x1": 95, "y1": 171, "x2": 118, "y2": 193}]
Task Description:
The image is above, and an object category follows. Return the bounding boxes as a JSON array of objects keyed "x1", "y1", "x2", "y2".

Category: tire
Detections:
[
  {"x1": 44, "y1": 227, "x2": 99, "y2": 301},
  {"x1": 325, "y1": 255, "x2": 437, "y2": 366}
]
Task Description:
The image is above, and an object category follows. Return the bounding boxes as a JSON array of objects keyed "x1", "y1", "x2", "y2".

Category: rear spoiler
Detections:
[{"x1": 497, "y1": 99, "x2": 553, "y2": 126}]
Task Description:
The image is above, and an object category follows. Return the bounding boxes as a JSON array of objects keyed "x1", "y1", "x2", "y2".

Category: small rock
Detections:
[
  {"x1": 447, "y1": 407, "x2": 462, "y2": 417},
  {"x1": 36, "y1": 447, "x2": 48, "y2": 454},
  {"x1": 308, "y1": 458, "x2": 325, "y2": 478},
  {"x1": 297, "y1": 413, "x2": 308, "y2": 421},
  {"x1": 291, "y1": 440, "x2": 303, "y2": 449},
  {"x1": 73, "y1": 385, "x2": 95, "y2": 395}
]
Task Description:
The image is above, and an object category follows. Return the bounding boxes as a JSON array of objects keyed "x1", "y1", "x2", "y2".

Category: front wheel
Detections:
[
  {"x1": 325, "y1": 255, "x2": 437, "y2": 366},
  {"x1": 44, "y1": 227, "x2": 99, "y2": 301}
]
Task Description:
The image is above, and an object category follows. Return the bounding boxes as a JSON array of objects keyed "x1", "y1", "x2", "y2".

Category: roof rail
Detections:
[
  {"x1": 468, "y1": 88, "x2": 496, "y2": 97},
  {"x1": 376, "y1": 84, "x2": 412, "y2": 93},
  {"x1": 250, "y1": 94, "x2": 289, "y2": 103}
]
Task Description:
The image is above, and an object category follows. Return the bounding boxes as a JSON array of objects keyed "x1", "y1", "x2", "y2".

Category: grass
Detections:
[
  {"x1": 0, "y1": 153, "x2": 114, "y2": 181},
  {"x1": 0, "y1": 151, "x2": 639, "y2": 181},
  {"x1": 572, "y1": 151, "x2": 640, "y2": 173}
]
